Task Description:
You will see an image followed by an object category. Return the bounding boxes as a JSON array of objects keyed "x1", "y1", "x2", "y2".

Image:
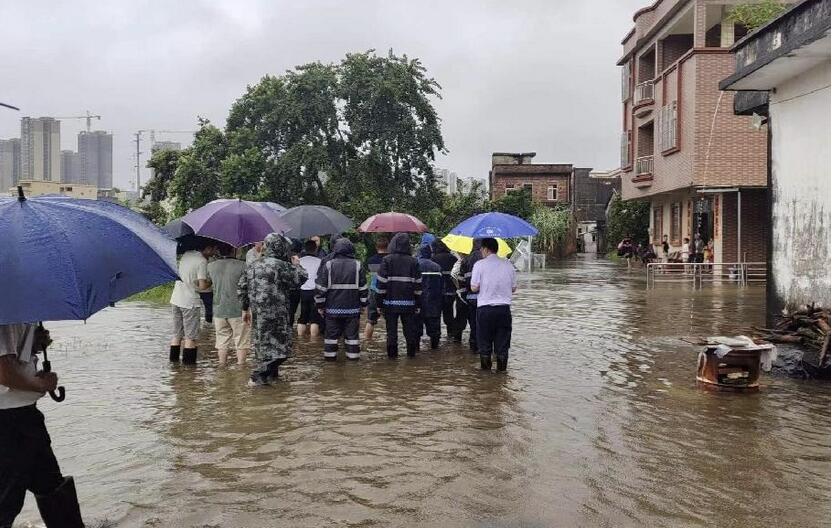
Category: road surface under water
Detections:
[{"x1": 16, "y1": 255, "x2": 830, "y2": 527}]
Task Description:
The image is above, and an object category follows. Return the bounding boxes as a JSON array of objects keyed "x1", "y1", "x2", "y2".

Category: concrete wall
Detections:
[{"x1": 769, "y1": 61, "x2": 831, "y2": 310}]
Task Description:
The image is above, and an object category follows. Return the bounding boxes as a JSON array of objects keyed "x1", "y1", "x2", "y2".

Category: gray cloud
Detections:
[{"x1": 0, "y1": 0, "x2": 643, "y2": 191}]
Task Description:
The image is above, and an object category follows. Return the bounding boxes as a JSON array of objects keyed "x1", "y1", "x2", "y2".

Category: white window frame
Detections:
[
  {"x1": 660, "y1": 101, "x2": 678, "y2": 151},
  {"x1": 547, "y1": 184, "x2": 559, "y2": 201}
]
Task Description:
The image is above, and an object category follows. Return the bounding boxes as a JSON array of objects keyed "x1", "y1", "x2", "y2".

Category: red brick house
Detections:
[{"x1": 488, "y1": 152, "x2": 575, "y2": 206}]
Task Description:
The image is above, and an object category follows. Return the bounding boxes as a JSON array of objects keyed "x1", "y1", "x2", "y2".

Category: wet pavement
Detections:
[{"x1": 16, "y1": 255, "x2": 830, "y2": 527}]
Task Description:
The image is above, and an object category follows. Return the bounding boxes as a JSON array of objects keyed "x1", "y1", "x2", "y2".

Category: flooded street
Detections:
[{"x1": 17, "y1": 256, "x2": 830, "y2": 527}]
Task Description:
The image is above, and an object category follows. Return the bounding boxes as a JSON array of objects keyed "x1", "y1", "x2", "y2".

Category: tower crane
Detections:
[
  {"x1": 54, "y1": 110, "x2": 101, "y2": 132},
  {"x1": 133, "y1": 129, "x2": 197, "y2": 192}
]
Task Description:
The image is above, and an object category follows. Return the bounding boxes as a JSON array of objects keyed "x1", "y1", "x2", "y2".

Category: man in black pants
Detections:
[
  {"x1": 430, "y1": 240, "x2": 461, "y2": 341},
  {"x1": 459, "y1": 239, "x2": 483, "y2": 353},
  {"x1": 470, "y1": 238, "x2": 517, "y2": 371},
  {"x1": 0, "y1": 324, "x2": 84, "y2": 527},
  {"x1": 377, "y1": 233, "x2": 422, "y2": 358}
]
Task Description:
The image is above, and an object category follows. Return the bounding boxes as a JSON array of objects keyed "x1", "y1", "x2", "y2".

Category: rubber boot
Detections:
[
  {"x1": 169, "y1": 345, "x2": 181, "y2": 362},
  {"x1": 35, "y1": 476, "x2": 84, "y2": 528},
  {"x1": 496, "y1": 357, "x2": 507, "y2": 372},
  {"x1": 480, "y1": 355, "x2": 492, "y2": 370},
  {"x1": 182, "y1": 347, "x2": 197, "y2": 364},
  {"x1": 406, "y1": 343, "x2": 418, "y2": 358},
  {"x1": 430, "y1": 337, "x2": 440, "y2": 350}
]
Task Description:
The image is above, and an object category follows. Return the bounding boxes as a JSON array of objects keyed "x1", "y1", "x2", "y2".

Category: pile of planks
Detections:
[{"x1": 754, "y1": 304, "x2": 830, "y2": 370}]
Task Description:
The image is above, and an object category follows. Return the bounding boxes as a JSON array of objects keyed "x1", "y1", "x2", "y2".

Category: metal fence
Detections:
[{"x1": 646, "y1": 262, "x2": 766, "y2": 288}]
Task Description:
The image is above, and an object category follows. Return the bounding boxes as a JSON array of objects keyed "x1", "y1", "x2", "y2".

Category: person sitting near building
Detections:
[
  {"x1": 693, "y1": 233, "x2": 705, "y2": 264},
  {"x1": 169, "y1": 240, "x2": 216, "y2": 364},
  {"x1": 377, "y1": 233, "x2": 422, "y2": 358},
  {"x1": 416, "y1": 243, "x2": 443, "y2": 349},
  {"x1": 207, "y1": 243, "x2": 250, "y2": 366},
  {"x1": 238, "y1": 234, "x2": 307, "y2": 386},
  {"x1": 364, "y1": 235, "x2": 390, "y2": 340},
  {"x1": 470, "y1": 238, "x2": 517, "y2": 371},
  {"x1": 297, "y1": 240, "x2": 323, "y2": 337},
  {"x1": 0, "y1": 324, "x2": 84, "y2": 527},
  {"x1": 315, "y1": 238, "x2": 368, "y2": 360},
  {"x1": 617, "y1": 237, "x2": 634, "y2": 259}
]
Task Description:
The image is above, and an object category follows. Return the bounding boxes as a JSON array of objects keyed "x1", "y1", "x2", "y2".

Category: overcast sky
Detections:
[{"x1": 0, "y1": 0, "x2": 643, "y2": 191}]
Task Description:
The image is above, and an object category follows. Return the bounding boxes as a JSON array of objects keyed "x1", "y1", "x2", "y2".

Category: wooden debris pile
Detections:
[{"x1": 754, "y1": 304, "x2": 830, "y2": 370}]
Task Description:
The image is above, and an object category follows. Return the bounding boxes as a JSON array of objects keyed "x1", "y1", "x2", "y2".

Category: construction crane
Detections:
[
  {"x1": 55, "y1": 110, "x2": 101, "y2": 132},
  {"x1": 0, "y1": 102, "x2": 19, "y2": 111},
  {"x1": 133, "y1": 129, "x2": 196, "y2": 191}
]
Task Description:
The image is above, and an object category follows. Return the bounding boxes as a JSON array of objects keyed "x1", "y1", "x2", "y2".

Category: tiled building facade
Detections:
[
  {"x1": 619, "y1": 0, "x2": 770, "y2": 263},
  {"x1": 489, "y1": 152, "x2": 573, "y2": 206}
]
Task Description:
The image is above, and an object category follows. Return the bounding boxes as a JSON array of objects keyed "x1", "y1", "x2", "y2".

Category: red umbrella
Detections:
[{"x1": 358, "y1": 212, "x2": 428, "y2": 233}]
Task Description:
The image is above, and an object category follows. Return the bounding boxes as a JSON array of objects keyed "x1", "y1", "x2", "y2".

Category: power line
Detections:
[{"x1": 770, "y1": 84, "x2": 830, "y2": 106}]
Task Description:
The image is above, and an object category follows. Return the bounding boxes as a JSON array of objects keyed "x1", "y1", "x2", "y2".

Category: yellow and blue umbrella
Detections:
[{"x1": 442, "y1": 234, "x2": 512, "y2": 258}]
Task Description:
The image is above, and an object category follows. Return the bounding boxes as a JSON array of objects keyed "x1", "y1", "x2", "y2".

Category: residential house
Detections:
[{"x1": 489, "y1": 152, "x2": 576, "y2": 206}]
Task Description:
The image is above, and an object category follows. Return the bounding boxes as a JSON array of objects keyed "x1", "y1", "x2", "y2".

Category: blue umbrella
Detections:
[
  {"x1": 450, "y1": 212, "x2": 538, "y2": 238},
  {"x1": 0, "y1": 192, "x2": 178, "y2": 325}
]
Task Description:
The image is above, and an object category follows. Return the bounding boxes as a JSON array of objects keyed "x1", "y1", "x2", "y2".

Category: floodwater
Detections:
[{"x1": 16, "y1": 255, "x2": 830, "y2": 528}]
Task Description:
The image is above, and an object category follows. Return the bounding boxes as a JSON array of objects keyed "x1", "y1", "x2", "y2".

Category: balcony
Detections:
[
  {"x1": 633, "y1": 155, "x2": 654, "y2": 187},
  {"x1": 634, "y1": 80, "x2": 655, "y2": 116}
]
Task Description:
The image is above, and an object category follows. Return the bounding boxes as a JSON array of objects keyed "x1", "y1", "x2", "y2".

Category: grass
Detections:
[{"x1": 126, "y1": 282, "x2": 174, "y2": 304}]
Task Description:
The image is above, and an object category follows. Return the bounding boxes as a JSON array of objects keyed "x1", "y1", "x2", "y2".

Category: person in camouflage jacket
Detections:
[{"x1": 238, "y1": 233, "x2": 307, "y2": 385}]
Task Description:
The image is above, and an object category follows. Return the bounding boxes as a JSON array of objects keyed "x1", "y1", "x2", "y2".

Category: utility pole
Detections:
[{"x1": 134, "y1": 131, "x2": 142, "y2": 192}]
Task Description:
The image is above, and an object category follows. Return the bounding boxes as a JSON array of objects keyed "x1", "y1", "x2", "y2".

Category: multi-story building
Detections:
[
  {"x1": 20, "y1": 117, "x2": 61, "y2": 182},
  {"x1": 435, "y1": 168, "x2": 459, "y2": 195},
  {"x1": 60, "y1": 150, "x2": 81, "y2": 183},
  {"x1": 719, "y1": 0, "x2": 830, "y2": 315},
  {"x1": 489, "y1": 152, "x2": 575, "y2": 206},
  {"x1": 78, "y1": 130, "x2": 113, "y2": 189},
  {"x1": 618, "y1": 0, "x2": 770, "y2": 263},
  {"x1": 0, "y1": 138, "x2": 21, "y2": 191}
]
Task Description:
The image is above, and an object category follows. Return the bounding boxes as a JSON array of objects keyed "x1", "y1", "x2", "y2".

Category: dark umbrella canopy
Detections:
[
  {"x1": 279, "y1": 205, "x2": 353, "y2": 239},
  {"x1": 0, "y1": 193, "x2": 178, "y2": 324},
  {"x1": 181, "y1": 198, "x2": 291, "y2": 247},
  {"x1": 162, "y1": 218, "x2": 194, "y2": 239}
]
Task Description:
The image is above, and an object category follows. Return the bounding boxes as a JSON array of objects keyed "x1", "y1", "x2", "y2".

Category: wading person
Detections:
[
  {"x1": 238, "y1": 234, "x2": 307, "y2": 386},
  {"x1": 417, "y1": 244, "x2": 443, "y2": 349},
  {"x1": 315, "y1": 238, "x2": 368, "y2": 360},
  {"x1": 377, "y1": 233, "x2": 422, "y2": 358},
  {"x1": 0, "y1": 324, "x2": 84, "y2": 527},
  {"x1": 364, "y1": 235, "x2": 390, "y2": 339},
  {"x1": 470, "y1": 238, "x2": 517, "y2": 371},
  {"x1": 207, "y1": 243, "x2": 250, "y2": 366},
  {"x1": 694, "y1": 233, "x2": 705, "y2": 264},
  {"x1": 431, "y1": 240, "x2": 461, "y2": 342},
  {"x1": 245, "y1": 241, "x2": 264, "y2": 266},
  {"x1": 297, "y1": 240, "x2": 323, "y2": 337},
  {"x1": 459, "y1": 239, "x2": 483, "y2": 354},
  {"x1": 169, "y1": 240, "x2": 215, "y2": 364}
]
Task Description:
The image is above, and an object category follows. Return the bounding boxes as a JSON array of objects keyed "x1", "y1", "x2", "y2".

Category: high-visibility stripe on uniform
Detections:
[
  {"x1": 387, "y1": 276, "x2": 417, "y2": 283},
  {"x1": 383, "y1": 299, "x2": 415, "y2": 306},
  {"x1": 326, "y1": 307, "x2": 361, "y2": 315},
  {"x1": 345, "y1": 339, "x2": 360, "y2": 346}
]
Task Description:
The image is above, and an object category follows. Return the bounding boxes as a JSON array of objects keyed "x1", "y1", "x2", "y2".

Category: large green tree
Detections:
[
  {"x1": 606, "y1": 193, "x2": 650, "y2": 247},
  {"x1": 168, "y1": 119, "x2": 227, "y2": 216}
]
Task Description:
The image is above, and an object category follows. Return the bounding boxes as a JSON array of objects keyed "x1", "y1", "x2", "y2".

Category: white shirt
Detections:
[
  {"x1": 0, "y1": 324, "x2": 43, "y2": 409},
  {"x1": 299, "y1": 255, "x2": 322, "y2": 291},
  {"x1": 170, "y1": 251, "x2": 209, "y2": 309},
  {"x1": 471, "y1": 254, "x2": 517, "y2": 307}
]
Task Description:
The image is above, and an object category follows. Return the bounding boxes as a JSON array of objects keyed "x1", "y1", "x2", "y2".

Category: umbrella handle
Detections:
[
  {"x1": 49, "y1": 387, "x2": 66, "y2": 402},
  {"x1": 37, "y1": 323, "x2": 66, "y2": 403}
]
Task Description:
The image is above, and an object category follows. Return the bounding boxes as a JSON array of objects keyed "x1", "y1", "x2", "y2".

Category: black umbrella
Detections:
[
  {"x1": 280, "y1": 205, "x2": 353, "y2": 238},
  {"x1": 162, "y1": 218, "x2": 194, "y2": 239}
]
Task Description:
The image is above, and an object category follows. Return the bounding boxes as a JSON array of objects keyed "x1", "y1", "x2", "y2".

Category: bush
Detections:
[
  {"x1": 606, "y1": 193, "x2": 650, "y2": 247},
  {"x1": 530, "y1": 205, "x2": 571, "y2": 254}
]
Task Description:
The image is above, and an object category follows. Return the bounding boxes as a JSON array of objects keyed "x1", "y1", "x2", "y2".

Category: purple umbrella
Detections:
[{"x1": 181, "y1": 199, "x2": 291, "y2": 247}]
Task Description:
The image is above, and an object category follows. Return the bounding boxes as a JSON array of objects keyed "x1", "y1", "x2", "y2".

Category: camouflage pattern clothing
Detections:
[{"x1": 238, "y1": 233, "x2": 307, "y2": 382}]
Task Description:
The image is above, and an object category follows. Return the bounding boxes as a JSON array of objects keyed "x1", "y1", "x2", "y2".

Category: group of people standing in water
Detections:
[{"x1": 169, "y1": 231, "x2": 517, "y2": 386}]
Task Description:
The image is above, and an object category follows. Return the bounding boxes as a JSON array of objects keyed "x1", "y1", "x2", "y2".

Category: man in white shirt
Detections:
[
  {"x1": 470, "y1": 237, "x2": 517, "y2": 371},
  {"x1": 170, "y1": 241, "x2": 215, "y2": 364},
  {"x1": 297, "y1": 240, "x2": 323, "y2": 337},
  {"x1": 0, "y1": 324, "x2": 84, "y2": 526}
]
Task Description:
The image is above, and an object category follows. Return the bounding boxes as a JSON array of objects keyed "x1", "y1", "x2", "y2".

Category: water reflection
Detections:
[{"x1": 15, "y1": 255, "x2": 829, "y2": 527}]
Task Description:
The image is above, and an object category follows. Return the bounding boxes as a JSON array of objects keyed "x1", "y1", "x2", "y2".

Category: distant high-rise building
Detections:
[
  {"x1": 151, "y1": 140, "x2": 181, "y2": 153},
  {"x1": 60, "y1": 150, "x2": 81, "y2": 183},
  {"x1": 20, "y1": 117, "x2": 61, "y2": 182},
  {"x1": 435, "y1": 168, "x2": 459, "y2": 195},
  {"x1": 0, "y1": 138, "x2": 21, "y2": 191},
  {"x1": 78, "y1": 131, "x2": 113, "y2": 189}
]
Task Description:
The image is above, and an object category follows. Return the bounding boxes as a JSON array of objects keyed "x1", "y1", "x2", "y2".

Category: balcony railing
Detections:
[
  {"x1": 635, "y1": 155, "x2": 653, "y2": 177},
  {"x1": 635, "y1": 80, "x2": 654, "y2": 104}
]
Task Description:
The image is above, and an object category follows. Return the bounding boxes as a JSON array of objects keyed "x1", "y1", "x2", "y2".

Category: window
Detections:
[
  {"x1": 660, "y1": 101, "x2": 678, "y2": 151},
  {"x1": 504, "y1": 183, "x2": 515, "y2": 196},
  {"x1": 670, "y1": 202, "x2": 682, "y2": 243},
  {"x1": 621, "y1": 61, "x2": 631, "y2": 101},
  {"x1": 620, "y1": 130, "x2": 632, "y2": 168},
  {"x1": 652, "y1": 206, "x2": 663, "y2": 243},
  {"x1": 547, "y1": 185, "x2": 558, "y2": 201},
  {"x1": 522, "y1": 183, "x2": 533, "y2": 193}
]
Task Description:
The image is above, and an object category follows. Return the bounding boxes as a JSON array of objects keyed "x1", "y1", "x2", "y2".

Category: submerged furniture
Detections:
[{"x1": 697, "y1": 338, "x2": 776, "y2": 392}]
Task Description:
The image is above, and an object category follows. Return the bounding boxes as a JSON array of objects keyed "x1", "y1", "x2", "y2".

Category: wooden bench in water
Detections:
[{"x1": 696, "y1": 344, "x2": 774, "y2": 393}]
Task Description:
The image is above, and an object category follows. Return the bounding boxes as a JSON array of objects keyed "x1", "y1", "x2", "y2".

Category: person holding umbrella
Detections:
[
  {"x1": 416, "y1": 244, "x2": 443, "y2": 349},
  {"x1": 458, "y1": 239, "x2": 484, "y2": 354},
  {"x1": 238, "y1": 234, "x2": 307, "y2": 385},
  {"x1": 0, "y1": 324, "x2": 84, "y2": 526},
  {"x1": 207, "y1": 243, "x2": 250, "y2": 366},
  {"x1": 377, "y1": 233, "x2": 422, "y2": 358},
  {"x1": 470, "y1": 238, "x2": 517, "y2": 371},
  {"x1": 169, "y1": 239, "x2": 217, "y2": 364}
]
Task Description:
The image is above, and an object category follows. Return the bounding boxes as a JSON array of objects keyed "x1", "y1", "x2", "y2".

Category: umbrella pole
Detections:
[
  {"x1": 528, "y1": 236, "x2": 532, "y2": 272},
  {"x1": 38, "y1": 323, "x2": 66, "y2": 403}
]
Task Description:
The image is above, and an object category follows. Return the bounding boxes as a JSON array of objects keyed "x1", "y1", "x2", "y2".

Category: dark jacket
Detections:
[
  {"x1": 366, "y1": 251, "x2": 387, "y2": 293},
  {"x1": 459, "y1": 240, "x2": 483, "y2": 302},
  {"x1": 315, "y1": 238, "x2": 368, "y2": 318},
  {"x1": 377, "y1": 233, "x2": 421, "y2": 313},
  {"x1": 417, "y1": 245, "x2": 443, "y2": 318},
  {"x1": 319, "y1": 234, "x2": 344, "y2": 266},
  {"x1": 431, "y1": 240, "x2": 458, "y2": 298}
]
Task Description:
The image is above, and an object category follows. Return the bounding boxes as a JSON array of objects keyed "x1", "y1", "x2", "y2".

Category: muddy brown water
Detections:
[{"x1": 15, "y1": 255, "x2": 830, "y2": 527}]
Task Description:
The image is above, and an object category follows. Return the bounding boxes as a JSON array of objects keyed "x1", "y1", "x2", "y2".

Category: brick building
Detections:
[
  {"x1": 618, "y1": 0, "x2": 771, "y2": 263},
  {"x1": 489, "y1": 152, "x2": 580, "y2": 207}
]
